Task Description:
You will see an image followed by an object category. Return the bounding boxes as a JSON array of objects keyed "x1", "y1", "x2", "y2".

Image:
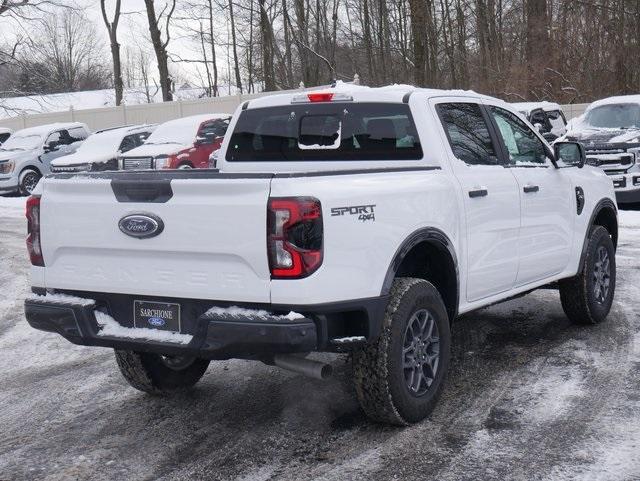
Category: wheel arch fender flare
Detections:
[
  {"x1": 380, "y1": 227, "x2": 460, "y2": 321},
  {"x1": 579, "y1": 198, "x2": 618, "y2": 267}
]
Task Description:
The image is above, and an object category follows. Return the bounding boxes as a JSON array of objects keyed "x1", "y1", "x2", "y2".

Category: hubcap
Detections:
[
  {"x1": 23, "y1": 173, "x2": 40, "y2": 193},
  {"x1": 402, "y1": 309, "x2": 440, "y2": 397},
  {"x1": 593, "y1": 246, "x2": 611, "y2": 304},
  {"x1": 160, "y1": 355, "x2": 195, "y2": 371}
]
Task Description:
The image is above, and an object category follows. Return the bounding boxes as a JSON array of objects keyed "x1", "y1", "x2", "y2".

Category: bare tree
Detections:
[
  {"x1": 100, "y1": 0, "x2": 124, "y2": 105},
  {"x1": 20, "y1": 9, "x2": 109, "y2": 93},
  {"x1": 143, "y1": 0, "x2": 176, "y2": 101}
]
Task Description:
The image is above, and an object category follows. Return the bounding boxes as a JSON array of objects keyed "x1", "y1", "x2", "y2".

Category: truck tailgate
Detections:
[{"x1": 40, "y1": 174, "x2": 272, "y2": 303}]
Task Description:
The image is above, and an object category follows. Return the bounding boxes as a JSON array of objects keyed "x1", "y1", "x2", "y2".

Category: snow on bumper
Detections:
[{"x1": 24, "y1": 294, "x2": 317, "y2": 359}]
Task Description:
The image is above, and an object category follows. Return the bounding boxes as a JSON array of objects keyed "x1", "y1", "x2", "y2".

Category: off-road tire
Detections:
[
  {"x1": 353, "y1": 278, "x2": 451, "y2": 425},
  {"x1": 19, "y1": 168, "x2": 41, "y2": 196},
  {"x1": 114, "y1": 350, "x2": 210, "y2": 394},
  {"x1": 559, "y1": 225, "x2": 616, "y2": 325}
]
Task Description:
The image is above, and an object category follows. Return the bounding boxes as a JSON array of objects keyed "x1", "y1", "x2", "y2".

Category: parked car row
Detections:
[
  {"x1": 560, "y1": 95, "x2": 640, "y2": 205},
  {"x1": 2, "y1": 94, "x2": 640, "y2": 204},
  {"x1": 513, "y1": 96, "x2": 640, "y2": 205},
  {"x1": 0, "y1": 114, "x2": 231, "y2": 195}
]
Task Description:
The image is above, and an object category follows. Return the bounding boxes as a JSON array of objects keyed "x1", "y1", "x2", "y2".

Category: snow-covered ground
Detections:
[{"x1": 0, "y1": 195, "x2": 639, "y2": 481}]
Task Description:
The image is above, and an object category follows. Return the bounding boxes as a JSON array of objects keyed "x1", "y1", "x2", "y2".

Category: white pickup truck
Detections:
[{"x1": 25, "y1": 85, "x2": 618, "y2": 425}]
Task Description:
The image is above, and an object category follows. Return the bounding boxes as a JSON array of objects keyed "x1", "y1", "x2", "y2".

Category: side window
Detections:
[
  {"x1": 489, "y1": 106, "x2": 548, "y2": 165},
  {"x1": 45, "y1": 131, "x2": 61, "y2": 147},
  {"x1": 437, "y1": 103, "x2": 499, "y2": 166},
  {"x1": 57, "y1": 130, "x2": 76, "y2": 146}
]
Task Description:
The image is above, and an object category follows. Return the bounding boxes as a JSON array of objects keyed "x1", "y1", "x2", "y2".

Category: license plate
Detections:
[{"x1": 134, "y1": 300, "x2": 181, "y2": 332}]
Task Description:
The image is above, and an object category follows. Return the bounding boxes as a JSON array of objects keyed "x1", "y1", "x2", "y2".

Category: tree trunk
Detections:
[
  {"x1": 207, "y1": 0, "x2": 219, "y2": 96},
  {"x1": 228, "y1": 0, "x2": 243, "y2": 93},
  {"x1": 143, "y1": 0, "x2": 173, "y2": 101},
  {"x1": 408, "y1": 0, "x2": 427, "y2": 85},
  {"x1": 100, "y1": 0, "x2": 123, "y2": 105}
]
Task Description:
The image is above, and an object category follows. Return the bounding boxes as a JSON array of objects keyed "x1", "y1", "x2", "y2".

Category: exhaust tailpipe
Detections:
[{"x1": 273, "y1": 354, "x2": 332, "y2": 380}]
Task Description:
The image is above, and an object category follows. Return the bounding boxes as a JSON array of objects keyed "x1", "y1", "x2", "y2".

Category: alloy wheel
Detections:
[{"x1": 402, "y1": 309, "x2": 440, "y2": 396}]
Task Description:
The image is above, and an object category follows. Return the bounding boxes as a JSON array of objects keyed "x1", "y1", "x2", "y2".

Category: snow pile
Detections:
[
  {"x1": 27, "y1": 292, "x2": 96, "y2": 307},
  {"x1": 204, "y1": 305, "x2": 304, "y2": 321},
  {"x1": 0, "y1": 196, "x2": 26, "y2": 218},
  {"x1": 95, "y1": 311, "x2": 193, "y2": 345},
  {"x1": 330, "y1": 336, "x2": 366, "y2": 343}
]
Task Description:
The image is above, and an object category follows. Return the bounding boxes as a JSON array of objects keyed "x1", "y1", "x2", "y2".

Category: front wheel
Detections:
[
  {"x1": 559, "y1": 225, "x2": 616, "y2": 325},
  {"x1": 114, "y1": 350, "x2": 210, "y2": 394},
  {"x1": 353, "y1": 278, "x2": 451, "y2": 425},
  {"x1": 19, "y1": 169, "x2": 41, "y2": 196}
]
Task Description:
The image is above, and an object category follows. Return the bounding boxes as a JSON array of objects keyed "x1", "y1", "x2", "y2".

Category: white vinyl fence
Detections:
[
  {"x1": 0, "y1": 89, "x2": 590, "y2": 132},
  {"x1": 0, "y1": 87, "x2": 309, "y2": 132}
]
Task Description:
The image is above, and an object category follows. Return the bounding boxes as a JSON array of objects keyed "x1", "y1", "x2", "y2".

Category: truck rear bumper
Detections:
[{"x1": 25, "y1": 291, "x2": 387, "y2": 359}]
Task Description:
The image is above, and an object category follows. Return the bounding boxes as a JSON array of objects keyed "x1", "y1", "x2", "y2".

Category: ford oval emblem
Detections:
[
  {"x1": 118, "y1": 213, "x2": 164, "y2": 239},
  {"x1": 148, "y1": 317, "x2": 166, "y2": 327}
]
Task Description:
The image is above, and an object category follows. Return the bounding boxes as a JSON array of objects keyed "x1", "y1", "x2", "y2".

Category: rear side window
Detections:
[
  {"x1": 226, "y1": 103, "x2": 422, "y2": 161},
  {"x1": 436, "y1": 103, "x2": 498, "y2": 166}
]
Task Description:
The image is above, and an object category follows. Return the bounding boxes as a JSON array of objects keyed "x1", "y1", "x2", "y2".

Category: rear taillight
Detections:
[
  {"x1": 268, "y1": 197, "x2": 323, "y2": 278},
  {"x1": 26, "y1": 195, "x2": 44, "y2": 266}
]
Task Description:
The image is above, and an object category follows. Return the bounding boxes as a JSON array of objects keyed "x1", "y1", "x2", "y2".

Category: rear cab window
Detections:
[{"x1": 226, "y1": 103, "x2": 422, "y2": 162}]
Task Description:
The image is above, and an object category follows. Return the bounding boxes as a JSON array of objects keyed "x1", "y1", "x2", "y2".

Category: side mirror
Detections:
[{"x1": 554, "y1": 141, "x2": 585, "y2": 168}]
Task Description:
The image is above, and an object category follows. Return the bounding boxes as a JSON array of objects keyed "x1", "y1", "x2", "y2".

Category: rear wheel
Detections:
[
  {"x1": 353, "y1": 278, "x2": 451, "y2": 425},
  {"x1": 559, "y1": 225, "x2": 616, "y2": 325},
  {"x1": 114, "y1": 350, "x2": 210, "y2": 394},
  {"x1": 19, "y1": 168, "x2": 41, "y2": 196}
]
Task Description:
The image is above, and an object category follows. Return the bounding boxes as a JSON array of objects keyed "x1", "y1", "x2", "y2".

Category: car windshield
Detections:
[
  {"x1": 584, "y1": 103, "x2": 640, "y2": 129},
  {"x1": 144, "y1": 121, "x2": 196, "y2": 146},
  {"x1": 0, "y1": 133, "x2": 43, "y2": 151}
]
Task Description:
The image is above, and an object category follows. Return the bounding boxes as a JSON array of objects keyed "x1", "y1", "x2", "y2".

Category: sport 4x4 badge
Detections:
[{"x1": 330, "y1": 204, "x2": 376, "y2": 222}]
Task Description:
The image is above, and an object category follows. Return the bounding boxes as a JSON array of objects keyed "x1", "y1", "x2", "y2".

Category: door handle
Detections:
[
  {"x1": 523, "y1": 185, "x2": 539, "y2": 193},
  {"x1": 468, "y1": 188, "x2": 488, "y2": 198}
]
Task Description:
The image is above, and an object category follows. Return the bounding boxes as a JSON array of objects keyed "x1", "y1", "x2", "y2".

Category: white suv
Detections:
[{"x1": 24, "y1": 85, "x2": 617, "y2": 425}]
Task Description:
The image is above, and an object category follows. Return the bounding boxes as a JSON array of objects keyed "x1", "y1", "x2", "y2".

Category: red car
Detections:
[{"x1": 118, "y1": 114, "x2": 231, "y2": 170}]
